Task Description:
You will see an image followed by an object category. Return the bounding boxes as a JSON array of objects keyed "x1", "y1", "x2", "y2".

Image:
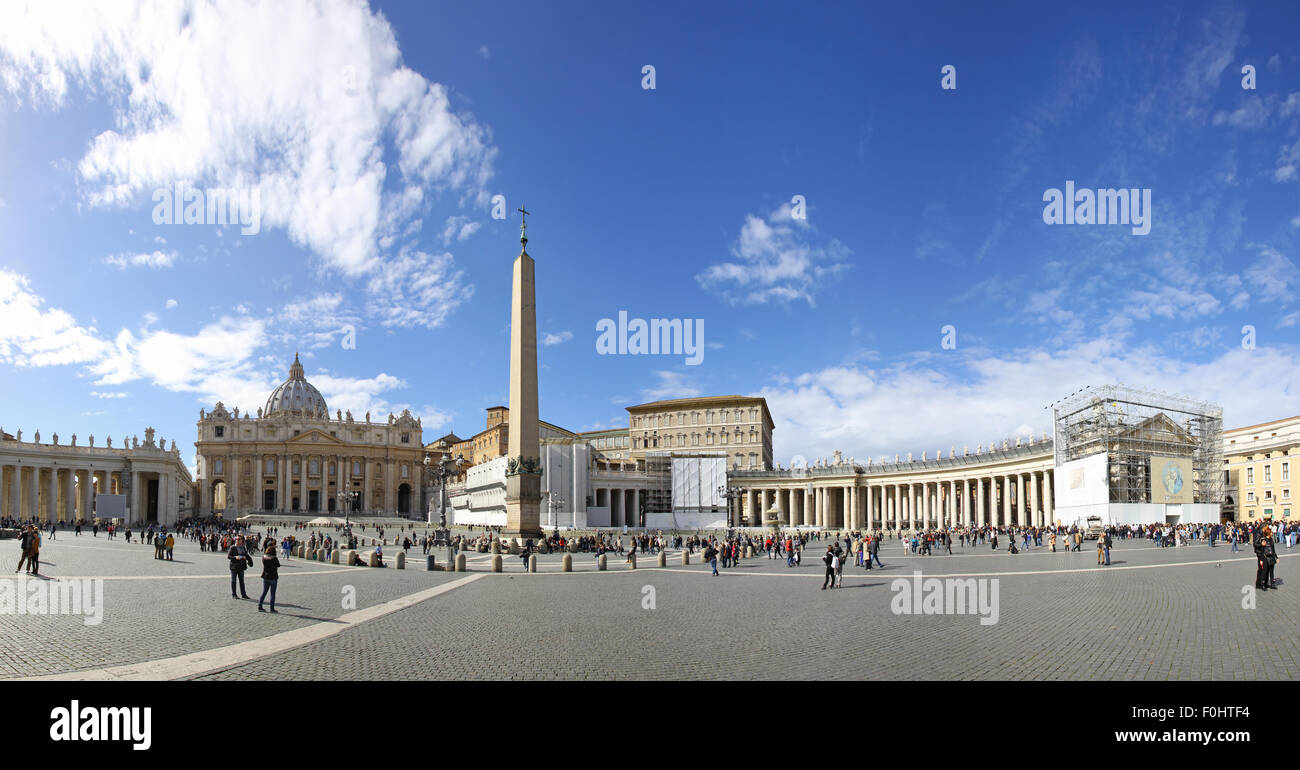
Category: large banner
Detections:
[
  {"x1": 94, "y1": 494, "x2": 126, "y2": 520},
  {"x1": 672, "y1": 456, "x2": 727, "y2": 510},
  {"x1": 1152, "y1": 456, "x2": 1193, "y2": 504}
]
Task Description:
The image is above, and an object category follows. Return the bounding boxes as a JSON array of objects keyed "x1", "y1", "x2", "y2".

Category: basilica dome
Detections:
[{"x1": 264, "y1": 353, "x2": 328, "y2": 416}]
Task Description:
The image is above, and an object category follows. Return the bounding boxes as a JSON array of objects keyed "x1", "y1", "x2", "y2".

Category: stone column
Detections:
[
  {"x1": 1043, "y1": 470, "x2": 1054, "y2": 525},
  {"x1": 362, "y1": 457, "x2": 371, "y2": 514},
  {"x1": 961, "y1": 478, "x2": 970, "y2": 527},
  {"x1": 865, "y1": 485, "x2": 874, "y2": 528},
  {"x1": 775, "y1": 487, "x2": 786, "y2": 525},
  {"x1": 975, "y1": 477, "x2": 985, "y2": 527},
  {"x1": 920, "y1": 482, "x2": 929, "y2": 529},
  {"x1": 300, "y1": 454, "x2": 309, "y2": 512},
  {"x1": 4, "y1": 466, "x2": 16, "y2": 520},
  {"x1": 632, "y1": 488, "x2": 640, "y2": 527},
  {"x1": 893, "y1": 484, "x2": 901, "y2": 529},
  {"x1": 1001, "y1": 475, "x2": 1012, "y2": 528},
  {"x1": 0, "y1": 465, "x2": 7, "y2": 521},
  {"x1": 61, "y1": 469, "x2": 74, "y2": 522},
  {"x1": 1029, "y1": 471, "x2": 1039, "y2": 527},
  {"x1": 1015, "y1": 472, "x2": 1025, "y2": 527}
]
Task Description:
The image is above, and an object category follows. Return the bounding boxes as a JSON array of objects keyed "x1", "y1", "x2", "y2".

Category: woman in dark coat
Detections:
[{"x1": 258, "y1": 543, "x2": 280, "y2": 612}]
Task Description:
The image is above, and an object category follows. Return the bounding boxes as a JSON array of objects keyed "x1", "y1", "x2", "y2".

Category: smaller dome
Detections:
[{"x1": 263, "y1": 353, "x2": 329, "y2": 416}]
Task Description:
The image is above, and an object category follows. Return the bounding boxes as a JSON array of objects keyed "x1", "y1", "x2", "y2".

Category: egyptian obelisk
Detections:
[{"x1": 505, "y1": 205, "x2": 542, "y2": 537}]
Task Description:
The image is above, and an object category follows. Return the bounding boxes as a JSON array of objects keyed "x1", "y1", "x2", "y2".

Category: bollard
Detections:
[
  {"x1": 628, "y1": 551, "x2": 636, "y2": 570},
  {"x1": 508, "y1": 540, "x2": 520, "y2": 555},
  {"x1": 455, "y1": 553, "x2": 466, "y2": 572},
  {"x1": 367, "y1": 551, "x2": 379, "y2": 568},
  {"x1": 426, "y1": 554, "x2": 436, "y2": 571},
  {"x1": 682, "y1": 550, "x2": 690, "y2": 565},
  {"x1": 491, "y1": 540, "x2": 501, "y2": 554},
  {"x1": 306, "y1": 549, "x2": 316, "y2": 561},
  {"x1": 745, "y1": 545, "x2": 753, "y2": 558},
  {"x1": 396, "y1": 551, "x2": 406, "y2": 570},
  {"x1": 568, "y1": 541, "x2": 578, "y2": 553},
  {"x1": 528, "y1": 553, "x2": 537, "y2": 573},
  {"x1": 658, "y1": 551, "x2": 667, "y2": 567},
  {"x1": 343, "y1": 550, "x2": 358, "y2": 566},
  {"x1": 598, "y1": 554, "x2": 607, "y2": 571},
  {"x1": 561, "y1": 553, "x2": 572, "y2": 572},
  {"x1": 331, "y1": 550, "x2": 340, "y2": 564},
  {"x1": 491, "y1": 554, "x2": 502, "y2": 572}
]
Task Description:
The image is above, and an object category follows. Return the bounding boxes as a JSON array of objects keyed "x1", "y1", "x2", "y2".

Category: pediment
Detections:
[{"x1": 286, "y1": 429, "x2": 347, "y2": 446}]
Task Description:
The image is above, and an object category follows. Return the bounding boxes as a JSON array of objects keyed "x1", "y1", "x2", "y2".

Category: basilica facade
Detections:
[{"x1": 194, "y1": 354, "x2": 428, "y2": 518}]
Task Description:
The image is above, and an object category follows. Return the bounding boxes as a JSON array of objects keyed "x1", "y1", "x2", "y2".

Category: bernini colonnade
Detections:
[
  {"x1": 0, "y1": 427, "x2": 192, "y2": 525},
  {"x1": 730, "y1": 437, "x2": 1056, "y2": 530}
]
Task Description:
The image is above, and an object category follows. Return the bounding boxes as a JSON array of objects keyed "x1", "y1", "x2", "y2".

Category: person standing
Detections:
[
  {"x1": 821, "y1": 545, "x2": 836, "y2": 590},
  {"x1": 704, "y1": 542, "x2": 718, "y2": 576},
  {"x1": 257, "y1": 543, "x2": 280, "y2": 613},
  {"x1": 870, "y1": 535, "x2": 884, "y2": 569},
  {"x1": 1103, "y1": 532, "x2": 1112, "y2": 566},
  {"x1": 228, "y1": 535, "x2": 253, "y2": 599},
  {"x1": 14, "y1": 525, "x2": 36, "y2": 574},
  {"x1": 165, "y1": 532, "x2": 175, "y2": 561}
]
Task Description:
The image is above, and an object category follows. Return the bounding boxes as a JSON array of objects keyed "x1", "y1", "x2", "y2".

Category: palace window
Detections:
[
  {"x1": 214, "y1": 426, "x2": 224, "y2": 438},
  {"x1": 1265, "y1": 466, "x2": 1272, "y2": 483},
  {"x1": 721, "y1": 411, "x2": 727, "y2": 424},
  {"x1": 329, "y1": 463, "x2": 336, "y2": 475},
  {"x1": 265, "y1": 459, "x2": 275, "y2": 473},
  {"x1": 1284, "y1": 462, "x2": 1290, "y2": 481},
  {"x1": 293, "y1": 462, "x2": 300, "y2": 473},
  {"x1": 310, "y1": 460, "x2": 318, "y2": 474},
  {"x1": 401, "y1": 433, "x2": 410, "y2": 444},
  {"x1": 214, "y1": 459, "x2": 224, "y2": 474},
  {"x1": 1248, "y1": 492, "x2": 1255, "y2": 502},
  {"x1": 692, "y1": 433, "x2": 699, "y2": 446},
  {"x1": 401, "y1": 465, "x2": 409, "y2": 479},
  {"x1": 1247, "y1": 468, "x2": 1254, "y2": 484}
]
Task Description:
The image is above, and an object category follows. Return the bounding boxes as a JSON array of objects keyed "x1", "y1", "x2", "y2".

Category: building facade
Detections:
[
  {"x1": 0, "y1": 427, "x2": 192, "y2": 525},
  {"x1": 627, "y1": 395, "x2": 774, "y2": 470},
  {"x1": 1224, "y1": 414, "x2": 1299, "y2": 522},
  {"x1": 194, "y1": 354, "x2": 426, "y2": 518}
]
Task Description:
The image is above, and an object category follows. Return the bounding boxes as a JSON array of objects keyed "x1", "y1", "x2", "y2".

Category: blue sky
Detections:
[{"x1": 2, "y1": 0, "x2": 1299, "y2": 474}]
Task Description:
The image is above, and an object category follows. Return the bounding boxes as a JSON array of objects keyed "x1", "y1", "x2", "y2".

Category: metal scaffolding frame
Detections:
[{"x1": 1050, "y1": 384, "x2": 1224, "y2": 505}]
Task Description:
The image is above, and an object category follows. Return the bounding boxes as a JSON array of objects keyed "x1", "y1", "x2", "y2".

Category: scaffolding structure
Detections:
[
  {"x1": 641, "y1": 454, "x2": 673, "y2": 515},
  {"x1": 1051, "y1": 385, "x2": 1224, "y2": 505}
]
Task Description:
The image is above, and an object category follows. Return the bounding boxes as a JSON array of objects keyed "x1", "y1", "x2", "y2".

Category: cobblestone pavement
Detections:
[{"x1": 4, "y1": 533, "x2": 1297, "y2": 680}]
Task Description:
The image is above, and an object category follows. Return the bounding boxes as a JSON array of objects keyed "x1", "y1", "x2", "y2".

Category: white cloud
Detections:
[
  {"x1": 542, "y1": 331, "x2": 573, "y2": 346},
  {"x1": 89, "y1": 390, "x2": 127, "y2": 399},
  {"x1": 165, "y1": 299, "x2": 178, "y2": 309},
  {"x1": 1243, "y1": 246, "x2": 1297, "y2": 305},
  {"x1": 640, "y1": 371, "x2": 702, "y2": 401},
  {"x1": 478, "y1": 45, "x2": 490, "y2": 60},
  {"x1": 0, "y1": 269, "x2": 110, "y2": 367},
  {"x1": 309, "y1": 371, "x2": 407, "y2": 417},
  {"x1": 103, "y1": 250, "x2": 177, "y2": 270},
  {"x1": 0, "y1": 0, "x2": 496, "y2": 280},
  {"x1": 697, "y1": 202, "x2": 849, "y2": 306},
  {"x1": 366, "y1": 248, "x2": 473, "y2": 329},
  {"x1": 759, "y1": 340, "x2": 1300, "y2": 466},
  {"x1": 441, "y1": 215, "x2": 480, "y2": 245}
]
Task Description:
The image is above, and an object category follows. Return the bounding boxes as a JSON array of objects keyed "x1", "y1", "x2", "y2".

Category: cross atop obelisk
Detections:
[
  {"x1": 517, "y1": 205, "x2": 530, "y2": 247},
  {"x1": 505, "y1": 205, "x2": 542, "y2": 537}
]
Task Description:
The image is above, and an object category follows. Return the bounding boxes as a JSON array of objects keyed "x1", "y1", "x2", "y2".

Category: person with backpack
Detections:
[{"x1": 703, "y1": 542, "x2": 718, "y2": 576}]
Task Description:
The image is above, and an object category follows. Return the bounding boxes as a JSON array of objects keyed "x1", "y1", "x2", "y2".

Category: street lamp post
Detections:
[
  {"x1": 425, "y1": 452, "x2": 467, "y2": 565},
  {"x1": 336, "y1": 490, "x2": 358, "y2": 543},
  {"x1": 544, "y1": 491, "x2": 566, "y2": 532},
  {"x1": 719, "y1": 484, "x2": 743, "y2": 534}
]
